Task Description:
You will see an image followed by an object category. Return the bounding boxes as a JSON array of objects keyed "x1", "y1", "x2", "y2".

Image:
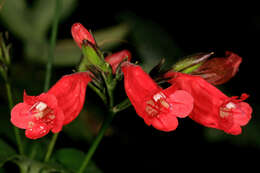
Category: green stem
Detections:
[
  {"x1": 43, "y1": 0, "x2": 61, "y2": 162},
  {"x1": 44, "y1": 133, "x2": 59, "y2": 162},
  {"x1": 88, "y1": 82, "x2": 107, "y2": 105},
  {"x1": 43, "y1": 0, "x2": 61, "y2": 92},
  {"x1": 101, "y1": 72, "x2": 114, "y2": 108},
  {"x1": 5, "y1": 81, "x2": 24, "y2": 155},
  {"x1": 113, "y1": 98, "x2": 131, "y2": 113},
  {"x1": 77, "y1": 110, "x2": 115, "y2": 173}
]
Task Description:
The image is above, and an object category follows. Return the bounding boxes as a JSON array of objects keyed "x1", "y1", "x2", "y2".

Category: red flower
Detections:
[
  {"x1": 11, "y1": 72, "x2": 91, "y2": 139},
  {"x1": 191, "y1": 51, "x2": 242, "y2": 85},
  {"x1": 165, "y1": 72, "x2": 252, "y2": 135},
  {"x1": 122, "y1": 63, "x2": 194, "y2": 132},
  {"x1": 105, "y1": 50, "x2": 132, "y2": 74},
  {"x1": 71, "y1": 23, "x2": 96, "y2": 48}
]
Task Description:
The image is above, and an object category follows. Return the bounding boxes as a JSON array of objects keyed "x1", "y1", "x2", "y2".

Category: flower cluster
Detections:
[{"x1": 10, "y1": 23, "x2": 253, "y2": 140}]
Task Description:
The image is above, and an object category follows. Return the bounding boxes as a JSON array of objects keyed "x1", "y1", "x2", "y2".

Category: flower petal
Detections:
[
  {"x1": 25, "y1": 123, "x2": 50, "y2": 140},
  {"x1": 11, "y1": 103, "x2": 34, "y2": 129},
  {"x1": 152, "y1": 113, "x2": 179, "y2": 132},
  {"x1": 165, "y1": 89, "x2": 194, "y2": 118},
  {"x1": 121, "y1": 63, "x2": 160, "y2": 120},
  {"x1": 105, "y1": 50, "x2": 132, "y2": 74},
  {"x1": 71, "y1": 23, "x2": 96, "y2": 48},
  {"x1": 51, "y1": 107, "x2": 64, "y2": 133},
  {"x1": 48, "y1": 72, "x2": 91, "y2": 124},
  {"x1": 233, "y1": 102, "x2": 252, "y2": 126}
]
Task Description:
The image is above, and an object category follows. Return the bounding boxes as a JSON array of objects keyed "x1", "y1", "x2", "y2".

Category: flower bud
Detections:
[
  {"x1": 71, "y1": 23, "x2": 96, "y2": 48},
  {"x1": 191, "y1": 51, "x2": 242, "y2": 85},
  {"x1": 172, "y1": 52, "x2": 213, "y2": 73}
]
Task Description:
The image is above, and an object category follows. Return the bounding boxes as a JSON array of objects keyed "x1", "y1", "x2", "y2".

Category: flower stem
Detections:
[
  {"x1": 43, "y1": 0, "x2": 61, "y2": 92},
  {"x1": 44, "y1": 133, "x2": 59, "y2": 162},
  {"x1": 43, "y1": 0, "x2": 61, "y2": 162},
  {"x1": 5, "y1": 81, "x2": 24, "y2": 155},
  {"x1": 77, "y1": 110, "x2": 115, "y2": 173},
  {"x1": 88, "y1": 82, "x2": 107, "y2": 105},
  {"x1": 113, "y1": 98, "x2": 131, "y2": 113}
]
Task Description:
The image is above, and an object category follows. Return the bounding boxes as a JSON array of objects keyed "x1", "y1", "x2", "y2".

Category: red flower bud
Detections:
[
  {"x1": 11, "y1": 72, "x2": 91, "y2": 139},
  {"x1": 122, "y1": 63, "x2": 194, "y2": 132},
  {"x1": 191, "y1": 51, "x2": 242, "y2": 85},
  {"x1": 71, "y1": 23, "x2": 96, "y2": 48},
  {"x1": 165, "y1": 72, "x2": 252, "y2": 135},
  {"x1": 105, "y1": 50, "x2": 131, "y2": 74}
]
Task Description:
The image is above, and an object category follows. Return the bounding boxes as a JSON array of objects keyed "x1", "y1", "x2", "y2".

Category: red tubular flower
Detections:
[
  {"x1": 105, "y1": 50, "x2": 132, "y2": 74},
  {"x1": 165, "y1": 72, "x2": 252, "y2": 135},
  {"x1": 71, "y1": 23, "x2": 96, "y2": 48},
  {"x1": 11, "y1": 72, "x2": 91, "y2": 139},
  {"x1": 122, "y1": 63, "x2": 194, "y2": 132},
  {"x1": 191, "y1": 51, "x2": 242, "y2": 85}
]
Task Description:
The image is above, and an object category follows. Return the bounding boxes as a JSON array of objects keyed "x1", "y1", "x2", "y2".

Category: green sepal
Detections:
[
  {"x1": 173, "y1": 52, "x2": 213, "y2": 73},
  {"x1": 78, "y1": 41, "x2": 111, "y2": 73}
]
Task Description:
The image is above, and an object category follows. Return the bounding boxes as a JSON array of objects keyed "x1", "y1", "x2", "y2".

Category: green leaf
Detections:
[
  {"x1": 14, "y1": 156, "x2": 70, "y2": 173},
  {"x1": 24, "y1": 23, "x2": 130, "y2": 66},
  {"x1": 95, "y1": 23, "x2": 130, "y2": 50},
  {"x1": 0, "y1": 0, "x2": 39, "y2": 41},
  {"x1": 53, "y1": 148, "x2": 102, "y2": 173},
  {"x1": 32, "y1": 0, "x2": 77, "y2": 38},
  {"x1": 119, "y1": 13, "x2": 183, "y2": 71},
  {"x1": 0, "y1": 138, "x2": 17, "y2": 167}
]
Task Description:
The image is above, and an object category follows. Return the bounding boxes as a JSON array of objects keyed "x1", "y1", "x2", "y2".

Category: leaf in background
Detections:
[
  {"x1": 0, "y1": 138, "x2": 17, "y2": 167},
  {"x1": 14, "y1": 156, "x2": 70, "y2": 173},
  {"x1": 32, "y1": 0, "x2": 77, "y2": 38},
  {"x1": 95, "y1": 23, "x2": 130, "y2": 50},
  {"x1": 53, "y1": 39, "x2": 81, "y2": 66},
  {"x1": 24, "y1": 23, "x2": 130, "y2": 66},
  {"x1": 53, "y1": 148, "x2": 102, "y2": 173},
  {"x1": 118, "y1": 13, "x2": 183, "y2": 71},
  {"x1": 0, "y1": 0, "x2": 37, "y2": 41}
]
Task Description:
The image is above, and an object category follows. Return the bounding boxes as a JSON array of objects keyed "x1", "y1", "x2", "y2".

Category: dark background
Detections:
[{"x1": 1, "y1": 1, "x2": 259, "y2": 172}]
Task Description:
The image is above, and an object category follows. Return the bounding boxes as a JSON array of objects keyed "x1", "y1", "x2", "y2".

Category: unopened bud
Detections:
[
  {"x1": 173, "y1": 52, "x2": 214, "y2": 73},
  {"x1": 191, "y1": 51, "x2": 242, "y2": 85}
]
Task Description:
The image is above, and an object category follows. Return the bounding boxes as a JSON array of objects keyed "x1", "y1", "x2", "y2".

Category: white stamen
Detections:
[
  {"x1": 153, "y1": 92, "x2": 166, "y2": 102},
  {"x1": 36, "y1": 102, "x2": 47, "y2": 111},
  {"x1": 226, "y1": 102, "x2": 236, "y2": 109}
]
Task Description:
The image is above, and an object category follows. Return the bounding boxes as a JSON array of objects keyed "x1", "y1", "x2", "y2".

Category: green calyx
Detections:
[
  {"x1": 78, "y1": 41, "x2": 111, "y2": 73},
  {"x1": 172, "y1": 52, "x2": 213, "y2": 74}
]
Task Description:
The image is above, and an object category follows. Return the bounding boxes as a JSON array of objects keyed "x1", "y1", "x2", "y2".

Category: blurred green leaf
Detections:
[
  {"x1": 53, "y1": 148, "x2": 102, "y2": 173},
  {"x1": 0, "y1": 138, "x2": 17, "y2": 167},
  {"x1": 95, "y1": 23, "x2": 130, "y2": 50},
  {"x1": 0, "y1": 0, "x2": 40, "y2": 41},
  {"x1": 14, "y1": 156, "x2": 70, "y2": 173},
  {"x1": 53, "y1": 39, "x2": 81, "y2": 66},
  {"x1": 24, "y1": 23, "x2": 130, "y2": 66},
  {"x1": 119, "y1": 13, "x2": 183, "y2": 71},
  {"x1": 32, "y1": 0, "x2": 77, "y2": 38}
]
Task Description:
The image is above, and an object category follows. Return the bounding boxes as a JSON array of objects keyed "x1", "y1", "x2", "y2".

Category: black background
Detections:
[{"x1": 1, "y1": 1, "x2": 260, "y2": 172}]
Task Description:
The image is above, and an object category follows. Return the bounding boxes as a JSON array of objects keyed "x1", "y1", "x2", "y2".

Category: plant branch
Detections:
[
  {"x1": 43, "y1": 0, "x2": 61, "y2": 92},
  {"x1": 6, "y1": 81, "x2": 24, "y2": 154},
  {"x1": 43, "y1": 0, "x2": 62, "y2": 162},
  {"x1": 77, "y1": 110, "x2": 115, "y2": 173}
]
